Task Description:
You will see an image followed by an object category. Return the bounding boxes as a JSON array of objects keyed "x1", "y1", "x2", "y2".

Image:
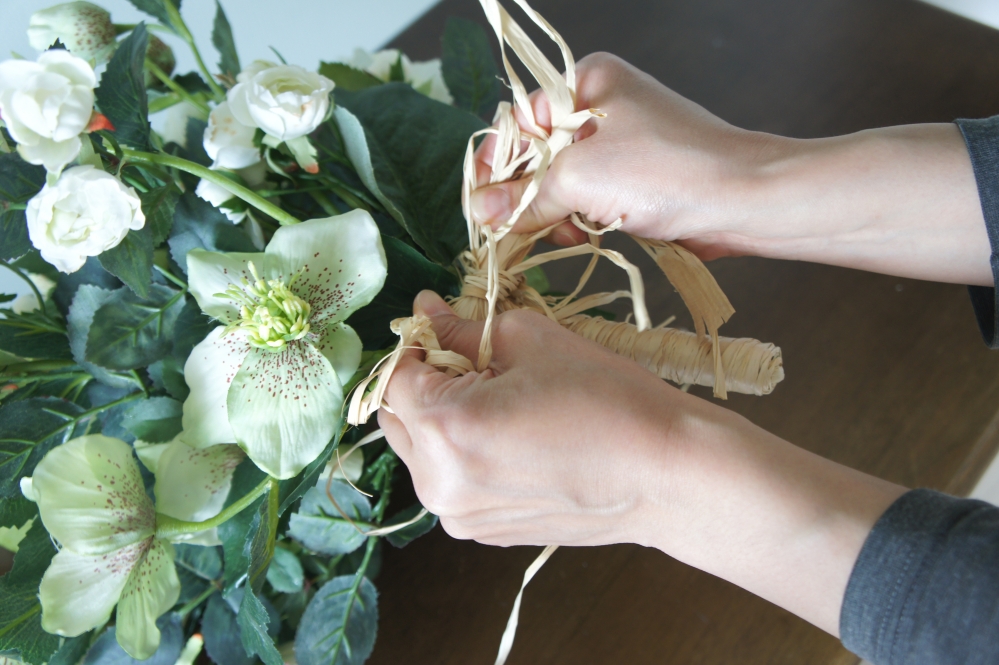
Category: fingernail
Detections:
[
  {"x1": 470, "y1": 186, "x2": 512, "y2": 225},
  {"x1": 414, "y1": 290, "x2": 454, "y2": 317},
  {"x1": 549, "y1": 225, "x2": 576, "y2": 246}
]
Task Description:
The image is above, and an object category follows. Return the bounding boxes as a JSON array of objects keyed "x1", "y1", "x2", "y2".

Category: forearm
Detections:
[
  {"x1": 634, "y1": 402, "x2": 906, "y2": 635},
  {"x1": 705, "y1": 123, "x2": 992, "y2": 285}
]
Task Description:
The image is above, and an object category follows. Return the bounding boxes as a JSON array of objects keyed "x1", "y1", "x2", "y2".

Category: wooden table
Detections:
[{"x1": 372, "y1": 1, "x2": 999, "y2": 663}]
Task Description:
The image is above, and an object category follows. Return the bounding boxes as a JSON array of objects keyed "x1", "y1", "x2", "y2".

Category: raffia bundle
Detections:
[{"x1": 345, "y1": 0, "x2": 785, "y2": 661}]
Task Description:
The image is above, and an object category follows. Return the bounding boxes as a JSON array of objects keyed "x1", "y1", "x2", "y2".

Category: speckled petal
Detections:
[
  {"x1": 181, "y1": 327, "x2": 248, "y2": 448},
  {"x1": 39, "y1": 540, "x2": 145, "y2": 637},
  {"x1": 26, "y1": 435, "x2": 155, "y2": 555},
  {"x1": 186, "y1": 248, "x2": 265, "y2": 324},
  {"x1": 115, "y1": 539, "x2": 181, "y2": 660},
  {"x1": 315, "y1": 322, "x2": 362, "y2": 387},
  {"x1": 227, "y1": 343, "x2": 343, "y2": 479},
  {"x1": 263, "y1": 211, "x2": 387, "y2": 328}
]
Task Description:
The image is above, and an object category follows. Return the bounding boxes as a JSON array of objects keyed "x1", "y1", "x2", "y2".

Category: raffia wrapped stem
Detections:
[{"x1": 560, "y1": 314, "x2": 784, "y2": 396}]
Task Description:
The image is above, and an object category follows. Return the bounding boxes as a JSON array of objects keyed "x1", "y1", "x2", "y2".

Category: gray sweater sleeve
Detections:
[
  {"x1": 955, "y1": 116, "x2": 999, "y2": 348},
  {"x1": 840, "y1": 489, "x2": 999, "y2": 664}
]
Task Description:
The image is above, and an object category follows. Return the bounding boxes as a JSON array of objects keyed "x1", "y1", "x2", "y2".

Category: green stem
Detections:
[
  {"x1": 0, "y1": 360, "x2": 76, "y2": 375},
  {"x1": 148, "y1": 93, "x2": 183, "y2": 115},
  {"x1": 3, "y1": 203, "x2": 26, "y2": 211},
  {"x1": 0, "y1": 259, "x2": 48, "y2": 317},
  {"x1": 176, "y1": 583, "x2": 218, "y2": 619},
  {"x1": 162, "y1": 2, "x2": 226, "y2": 100},
  {"x1": 121, "y1": 149, "x2": 302, "y2": 226},
  {"x1": 2, "y1": 371, "x2": 91, "y2": 385},
  {"x1": 155, "y1": 477, "x2": 272, "y2": 538},
  {"x1": 145, "y1": 59, "x2": 211, "y2": 114},
  {"x1": 154, "y1": 265, "x2": 188, "y2": 290}
]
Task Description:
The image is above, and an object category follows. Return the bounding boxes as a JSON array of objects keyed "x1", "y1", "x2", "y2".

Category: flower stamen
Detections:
[{"x1": 218, "y1": 261, "x2": 312, "y2": 350}]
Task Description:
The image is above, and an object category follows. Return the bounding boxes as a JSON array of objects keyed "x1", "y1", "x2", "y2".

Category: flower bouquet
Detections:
[{"x1": 0, "y1": 2, "x2": 500, "y2": 664}]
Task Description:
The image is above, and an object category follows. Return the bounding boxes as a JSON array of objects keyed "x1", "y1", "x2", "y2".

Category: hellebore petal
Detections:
[
  {"x1": 227, "y1": 343, "x2": 342, "y2": 479},
  {"x1": 315, "y1": 322, "x2": 362, "y2": 388},
  {"x1": 186, "y1": 248, "x2": 264, "y2": 324},
  {"x1": 114, "y1": 539, "x2": 181, "y2": 660},
  {"x1": 264, "y1": 211, "x2": 387, "y2": 328},
  {"x1": 181, "y1": 327, "x2": 248, "y2": 448}
]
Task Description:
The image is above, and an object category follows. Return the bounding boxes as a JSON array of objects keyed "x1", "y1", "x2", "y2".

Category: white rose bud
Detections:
[
  {"x1": 203, "y1": 101, "x2": 260, "y2": 170},
  {"x1": 227, "y1": 61, "x2": 334, "y2": 141},
  {"x1": 195, "y1": 178, "x2": 246, "y2": 224},
  {"x1": 27, "y1": 2, "x2": 117, "y2": 65},
  {"x1": 0, "y1": 50, "x2": 96, "y2": 173},
  {"x1": 351, "y1": 48, "x2": 453, "y2": 105},
  {"x1": 26, "y1": 165, "x2": 145, "y2": 273}
]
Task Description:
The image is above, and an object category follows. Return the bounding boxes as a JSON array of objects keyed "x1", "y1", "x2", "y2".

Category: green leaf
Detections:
[
  {"x1": 317, "y1": 63, "x2": 382, "y2": 92},
  {"x1": 287, "y1": 482, "x2": 370, "y2": 556},
  {"x1": 212, "y1": 0, "x2": 240, "y2": 79},
  {"x1": 383, "y1": 503, "x2": 438, "y2": 548},
  {"x1": 172, "y1": 297, "x2": 214, "y2": 363},
  {"x1": 236, "y1": 588, "x2": 282, "y2": 665},
  {"x1": 335, "y1": 84, "x2": 486, "y2": 265},
  {"x1": 85, "y1": 284, "x2": 186, "y2": 370},
  {"x1": 0, "y1": 397, "x2": 88, "y2": 498},
  {"x1": 346, "y1": 235, "x2": 461, "y2": 349},
  {"x1": 0, "y1": 315, "x2": 72, "y2": 362},
  {"x1": 67, "y1": 285, "x2": 136, "y2": 390},
  {"x1": 49, "y1": 634, "x2": 93, "y2": 665},
  {"x1": 295, "y1": 574, "x2": 378, "y2": 665},
  {"x1": 442, "y1": 17, "x2": 501, "y2": 117},
  {"x1": 0, "y1": 520, "x2": 59, "y2": 664},
  {"x1": 0, "y1": 294, "x2": 15, "y2": 304},
  {"x1": 169, "y1": 192, "x2": 258, "y2": 274},
  {"x1": 0, "y1": 153, "x2": 45, "y2": 262},
  {"x1": 142, "y1": 186, "x2": 180, "y2": 246},
  {"x1": 98, "y1": 226, "x2": 155, "y2": 298},
  {"x1": 124, "y1": 0, "x2": 181, "y2": 32},
  {"x1": 266, "y1": 546, "x2": 304, "y2": 593},
  {"x1": 95, "y1": 24, "x2": 150, "y2": 150},
  {"x1": 147, "y1": 356, "x2": 189, "y2": 401},
  {"x1": 120, "y1": 396, "x2": 183, "y2": 443},
  {"x1": 245, "y1": 487, "x2": 277, "y2": 594},
  {"x1": 277, "y1": 422, "x2": 343, "y2": 515},
  {"x1": 0, "y1": 496, "x2": 36, "y2": 530},
  {"x1": 218, "y1": 458, "x2": 266, "y2": 594},
  {"x1": 202, "y1": 593, "x2": 254, "y2": 665},
  {"x1": 524, "y1": 265, "x2": 550, "y2": 294},
  {"x1": 82, "y1": 614, "x2": 184, "y2": 665},
  {"x1": 174, "y1": 543, "x2": 222, "y2": 581}
]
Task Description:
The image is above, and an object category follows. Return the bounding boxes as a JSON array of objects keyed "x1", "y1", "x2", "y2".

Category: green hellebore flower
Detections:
[
  {"x1": 20, "y1": 435, "x2": 243, "y2": 659},
  {"x1": 180, "y1": 210, "x2": 388, "y2": 479}
]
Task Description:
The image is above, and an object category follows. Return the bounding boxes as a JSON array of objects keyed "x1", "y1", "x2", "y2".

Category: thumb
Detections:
[
  {"x1": 468, "y1": 176, "x2": 586, "y2": 247},
  {"x1": 414, "y1": 291, "x2": 485, "y2": 364}
]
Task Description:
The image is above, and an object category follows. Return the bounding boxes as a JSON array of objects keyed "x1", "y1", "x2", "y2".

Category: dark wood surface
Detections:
[{"x1": 371, "y1": 1, "x2": 999, "y2": 663}]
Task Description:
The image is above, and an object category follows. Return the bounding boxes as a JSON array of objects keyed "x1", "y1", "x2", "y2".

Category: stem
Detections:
[
  {"x1": 0, "y1": 360, "x2": 76, "y2": 375},
  {"x1": 3, "y1": 203, "x2": 26, "y2": 211},
  {"x1": 154, "y1": 265, "x2": 188, "y2": 290},
  {"x1": 145, "y1": 59, "x2": 211, "y2": 114},
  {"x1": 121, "y1": 149, "x2": 302, "y2": 226},
  {"x1": 155, "y1": 477, "x2": 272, "y2": 538},
  {"x1": 0, "y1": 259, "x2": 48, "y2": 317},
  {"x1": 148, "y1": 93, "x2": 183, "y2": 114},
  {"x1": 176, "y1": 583, "x2": 218, "y2": 619},
  {"x1": 162, "y1": 2, "x2": 226, "y2": 100}
]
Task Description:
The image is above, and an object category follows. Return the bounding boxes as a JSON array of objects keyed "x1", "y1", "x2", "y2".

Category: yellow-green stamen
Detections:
[{"x1": 219, "y1": 261, "x2": 312, "y2": 351}]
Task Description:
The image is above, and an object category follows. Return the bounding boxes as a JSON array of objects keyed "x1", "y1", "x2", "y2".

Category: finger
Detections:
[
  {"x1": 544, "y1": 220, "x2": 588, "y2": 247},
  {"x1": 381, "y1": 353, "x2": 448, "y2": 420},
  {"x1": 468, "y1": 175, "x2": 573, "y2": 234},
  {"x1": 413, "y1": 291, "x2": 488, "y2": 363},
  {"x1": 376, "y1": 409, "x2": 414, "y2": 464}
]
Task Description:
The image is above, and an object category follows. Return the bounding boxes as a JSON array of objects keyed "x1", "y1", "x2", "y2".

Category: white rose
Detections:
[
  {"x1": 157, "y1": 100, "x2": 208, "y2": 149},
  {"x1": 203, "y1": 101, "x2": 259, "y2": 170},
  {"x1": 350, "y1": 48, "x2": 453, "y2": 105},
  {"x1": 227, "y1": 61, "x2": 334, "y2": 141},
  {"x1": 195, "y1": 178, "x2": 246, "y2": 224},
  {"x1": 11, "y1": 272, "x2": 56, "y2": 314},
  {"x1": 0, "y1": 50, "x2": 96, "y2": 173},
  {"x1": 28, "y1": 2, "x2": 117, "y2": 65},
  {"x1": 26, "y1": 165, "x2": 145, "y2": 273}
]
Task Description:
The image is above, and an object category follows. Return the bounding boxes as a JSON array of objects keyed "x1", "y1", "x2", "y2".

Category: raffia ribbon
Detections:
[{"x1": 346, "y1": 0, "x2": 784, "y2": 662}]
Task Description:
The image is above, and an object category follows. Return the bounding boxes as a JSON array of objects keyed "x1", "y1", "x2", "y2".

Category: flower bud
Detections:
[
  {"x1": 145, "y1": 34, "x2": 176, "y2": 88},
  {"x1": 26, "y1": 165, "x2": 145, "y2": 273},
  {"x1": 228, "y1": 61, "x2": 334, "y2": 141},
  {"x1": 203, "y1": 101, "x2": 259, "y2": 169},
  {"x1": 0, "y1": 50, "x2": 96, "y2": 173},
  {"x1": 27, "y1": 2, "x2": 116, "y2": 65},
  {"x1": 350, "y1": 48, "x2": 453, "y2": 104}
]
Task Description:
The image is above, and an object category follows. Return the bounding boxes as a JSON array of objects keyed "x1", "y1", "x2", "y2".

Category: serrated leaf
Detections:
[
  {"x1": 98, "y1": 225, "x2": 155, "y2": 298},
  {"x1": 49, "y1": 634, "x2": 93, "y2": 665},
  {"x1": 236, "y1": 588, "x2": 282, "y2": 665},
  {"x1": 120, "y1": 396, "x2": 183, "y2": 443},
  {"x1": 0, "y1": 316, "x2": 72, "y2": 362},
  {"x1": 202, "y1": 593, "x2": 253, "y2": 665},
  {"x1": 95, "y1": 24, "x2": 150, "y2": 150},
  {"x1": 82, "y1": 614, "x2": 184, "y2": 665},
  {"x1": 0, "y1": 397, "x2": 88, "y2": 498},
  {"x1": 335, "y1": 85, "x2": 485, "y2": 265},
  {"x1": 0, "y1": 294, "x2": 16, "y2": 304},
  {"x1": 277, "y1": 421, "x2": 343, "y2": 515},
  {"x1": 346, "y1": 235, "x2": 461, "y2": 349},
  {"x1": 0, "y1": 153, "x2": 45, "y2": 262},
  {"x1": 317, "y1": 63, "x2": 382, "y2": 92},
  {"x1": 142, "y1": 186, "x2": 179, "y2": 245},
  {"x1": 67, "y1": 285, "x2": 136, "y2": 390},
  {"x1": 53, "y1": 257, "x2": 121, "y2": 314},
  {"x1": 383, "y1": 503, "x2": 438, "y2": 548},
  {"x1": 174, "y1": 543, "x2": 222, "y2": 580},
  {"x1": 287, "y1": 482, "x2": 370, "y2": 556},
  {"x1": 0, "y1": 520, "x2": 59, "y2": 664},
  {"x1": 85, "y1": 284, "x2": 186, "y2": 370},
  {"x1": 147, "y1": 356, "x2": 189, "y2": 401},
  {"x1": 295, "y1": 575, "x2": 378, "y2": 665},
  {"x1": 212, "y1": 1, "x2": 240, "y2": 79},
  {"x1": 442, "y1": 17, "x2": 501, "y2": 117},
  {"x1": 172, "y1": 297, "x2": 214, "y2": 363},
  {"x1": 124, "y1": 0, "x2": 181, "y2": 32},
  {"x1": 266, "y1": 546, "x2": 303, "y2": 593},
  {"x1": 218, "y1": 458, "x2": 267, "y2": 594},
  {"x1": 168, "y1": 192, "x2": 257, "y2": 275},
  {"x1": 0, "y1": 496, "x2": 37, "y2": 530}
]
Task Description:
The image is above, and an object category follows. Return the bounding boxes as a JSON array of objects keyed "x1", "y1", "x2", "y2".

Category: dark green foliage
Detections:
[
  {"x1": 174, "y1": 543, "x2": 221, "y2": 604},
  {"x1": 442, "y1": 17, "x2": 501, "y2": 118},
  {"x1": 0, "y1": 521, "x2": 59, "y2": 664},
  {"x1": 212, "y1": 1, "x2": 240, "y2": 79},
  {"x1": 96, "y1": 24, "x2": 151, "y2": 150},
  {"x1": 85, "y1": 284, "x2": 186, "y2": 370},
  {"x1": 287, "y1": 482, "x2": 370, "y2": 556},
  {"x1": 0, "y1": 311, "x2": 72, "y2": 362},
  {"x1": 0, "y1": 496, "x2": 37, "y2": 529},
  {"x1": 317, "y1": 63, "x2": 383, "y2": 91},
  {"x1": 0, "y1": 153, "x2": 45, "y2": 262},
  {"x1": 383, "y1": 503, "x2": 438, "y2": 548},
  {"x1": 169, "y1": 192, "x2": 257, "y2": 274},
  {"x1": 82, "y1": 614, "x2": 183, "y2": 665},
  {"x1": 202, "y1": 593, "x2": 254, "y2": 665},
  {"x1": 266, "y1": 546, "x2": 304, "y2": 593},
  {"x1": 218, "y1": 458, "x2": 267, "y2": 594},
  {"x1": 236, "y1": 588, "x2": 283, "y2": 665},
  {"x1": 295, "y1": 575, "x2": 378, "y2": 665},
  {"x1": 124, "y1": 0, "x2": 181, "y2": 32},
  {"x1": 97, "y1": 186, "x2": 176, "y2": 298},
  {"x1": 335, "y1": 84, "x2": 486, "y2": 265},
  {"x1": 346, "y1": 235, "x2": 461, "y2": 349},
  {"x1": 67, "y1": 285, "x2": 136, "y2": 390},
  {"x1": 0, "y1": 397, "x2": 88, "y2": 498},
  {"x1": 121, "y1": 396, "x2": 183, "y2": 442}
]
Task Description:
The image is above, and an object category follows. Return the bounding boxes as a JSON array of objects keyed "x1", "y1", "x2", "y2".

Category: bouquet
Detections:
[{"x1": 0, "y1": 2, "x2": 502, "y2": 664}]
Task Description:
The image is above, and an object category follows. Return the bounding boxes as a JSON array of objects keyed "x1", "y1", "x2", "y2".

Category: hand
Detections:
[
  {"x1": 470, "y1": 53, "x2": 992, "y2": 285},
  {"x1": 379, "y1": 291, "x2": 907, "y2": 636}
]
